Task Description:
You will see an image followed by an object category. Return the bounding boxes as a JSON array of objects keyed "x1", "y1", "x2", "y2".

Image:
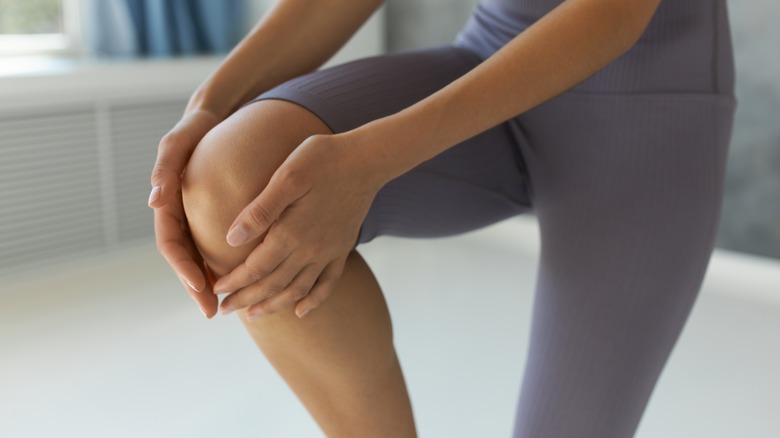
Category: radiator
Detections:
[
  {"x1": 0, "y1": 9, "x2": 384, "y2": 273},
  {"x1": 1, "y1": 86, "x2": 194, "y2": 273}
]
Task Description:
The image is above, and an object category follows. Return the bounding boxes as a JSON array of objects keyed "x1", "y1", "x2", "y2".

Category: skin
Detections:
[
  {"x1": 148, "y1": 0, "x2": 662, "y2": 435},
  {"x1": 212, "y1": 0, "x2": 663, "y2": 320},
  {"x1": 180, "y1": 99, "x2": 417, "y2": 437},
  {"x1": 149, "y1": 0, "x2": 385, "y2": 316}
]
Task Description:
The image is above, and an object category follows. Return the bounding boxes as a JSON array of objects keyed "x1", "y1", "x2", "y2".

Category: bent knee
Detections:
[{"x1": 181, "y1": 100, "x2": 332, "y2": 273}]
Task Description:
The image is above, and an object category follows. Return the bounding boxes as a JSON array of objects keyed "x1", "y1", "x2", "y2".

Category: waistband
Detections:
[{"x1": 453, "y1": 0, "x2": 735, "y2": 95}]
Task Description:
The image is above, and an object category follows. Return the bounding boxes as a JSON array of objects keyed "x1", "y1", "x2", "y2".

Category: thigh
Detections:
[
  {"x1": 247, "y1": 45, "x2": 534, "y2": 244},
  {"x1": 509, "y1": 91, "x2": 736, "y2": 437}
]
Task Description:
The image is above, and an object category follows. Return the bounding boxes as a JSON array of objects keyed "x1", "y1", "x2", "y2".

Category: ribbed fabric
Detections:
[
  {"x1": 250, "y1": 46, "x2": 534, "y2": 241},
  {"x1": 252, "y1": 46, "x2": 483, "y2": 133},
  {"x1": 246, "y1": 2, "x2": 737, "y2": 437},
  {"x1": 456, "y1": 0, "x2": 736, "y2": 94},
  {"x1": 508, "y1": 92, "x2": 735, "y2": 438}
]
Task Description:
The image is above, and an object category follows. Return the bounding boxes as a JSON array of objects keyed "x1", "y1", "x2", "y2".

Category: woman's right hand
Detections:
[{"x1": 149, "y1": 108, "x2": 223, "y2": 318}]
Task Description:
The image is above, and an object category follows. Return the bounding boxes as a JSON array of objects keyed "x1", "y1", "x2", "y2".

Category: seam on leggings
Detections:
[
  {"x1": 556, "y1": 90, "x2": 737, "y2": 110},
  {"x1": 411, "y1": 165, "x2": 531, "y2": 211},
  {"x1": 712, "y1": 3, "x2": 720, "y2": 94},
  {"x1": 503, "y1": 119, "x2": 536, "y2": 206}
]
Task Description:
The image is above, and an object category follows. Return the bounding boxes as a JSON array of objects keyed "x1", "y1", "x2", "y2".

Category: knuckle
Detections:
[
  {"x1": 159, "y1": 131, "x2": 181, "y2": 148},
  {"x1": 150, "y1": 165, "x2": 166, "y2": 184},
  {"x1": 154, "y1": 239, "x2": 169, "y2": 256},
  {"x1": 315, "y1": 283, "x2": 334, "y2": 301},
  {"x1": 255, "y1": 301, "x2": 274, "y2": 315},
  {"x1": 225, "y1": 294, "x2": 247, "y2": 311},
  {"x1": 247, "y1": 203, "x2": 273, "y2": 228},
  {"x1": 245, "y1": 249, "x2": 265, "y2": 266},
  {"x1": 275, "y1": 232, "x2": 294, "y2": 249},
  {"x1": 277, "y1": 166, "x2": 307, "y2": 192},
  {"x1": 276, "y1": 166, "x2": 297, "y2": 185},
  {"x1": 247, "y1": 264, "x2": 271, "y2": 281},
  {"x1": 303, "y1": 294, "x2": 322, "y2": 310},
  {"x1": 302, "y1": 247, "x2": 321, "y2": 261},
  {"x1": 289, "y1": 285, "x2": 310, "y2": 300},
  {"x1": 263, "y1": 284, "x2": 284, "y2": 297}
]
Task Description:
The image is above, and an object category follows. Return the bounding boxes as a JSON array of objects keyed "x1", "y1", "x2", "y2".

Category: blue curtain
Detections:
[{"x1": 86, "y1": 0, "x2": 246, "y2": 57}]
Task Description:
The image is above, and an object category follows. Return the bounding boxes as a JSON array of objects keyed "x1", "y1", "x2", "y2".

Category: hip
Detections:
[{"x1": 453, "y1": 0, "x2": 735, "y2": 95}]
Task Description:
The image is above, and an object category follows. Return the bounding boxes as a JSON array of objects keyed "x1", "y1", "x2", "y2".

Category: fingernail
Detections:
[
  {"x1": 220, "y1": 306, "x2": 234, "y2": 315},
  {"x1": 247, "y1": 311, "x2": 261, "y2": 322},
  {"x1": 226, "y1": 225, "x2": 247, "y2": 247},
  {"x1": 297, "y1": 307, "x2": 311, "y2": 319},
  {"x1": 200, "y1": 308, "x2": 209, "y2": 319},
  {"x1": 147, "y1": 186, "x2": 161, "y2": 206},
  {"x1": 185, "y1": 278, "x2": 201, "y2": 293}
]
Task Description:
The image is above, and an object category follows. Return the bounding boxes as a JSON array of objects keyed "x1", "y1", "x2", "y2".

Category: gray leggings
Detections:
[{"x1": 246, "y1": 1, "x2": 737, "y2": 436}]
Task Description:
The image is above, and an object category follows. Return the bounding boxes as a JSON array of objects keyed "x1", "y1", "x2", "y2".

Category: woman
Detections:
[{"x1": 148, "y1": 0, "x2": 736, "y2": 436}]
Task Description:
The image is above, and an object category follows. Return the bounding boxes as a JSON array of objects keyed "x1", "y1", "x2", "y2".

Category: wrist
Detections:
[
  {"x1": 185, "y1": 84, "x2": 241, "y2": 120},
  {"x1": 186, "y1": 65, "x2": 275, "y2": 119},
  {"x1": 338, "y1": 121, "x2": 407, "y2": 190},
  {"x1": 344, "y1": 109, "x2": 440, "y2": 186}
]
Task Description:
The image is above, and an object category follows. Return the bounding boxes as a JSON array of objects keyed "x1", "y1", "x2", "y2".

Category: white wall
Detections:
[
  {"x1": 0, "y1": 3, "x2": 385, "y2": 108},
  {"x1": 244, "y1": 0, "x2": 385, "y2": 62}
]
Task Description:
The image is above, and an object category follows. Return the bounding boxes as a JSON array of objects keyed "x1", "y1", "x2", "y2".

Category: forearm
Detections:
[
  {"x1": 349, "y1": 0, "x2": 661, "y2": 185},
  {"x1": 188, "y1": 0, "x2": 384, "y2": 118}
]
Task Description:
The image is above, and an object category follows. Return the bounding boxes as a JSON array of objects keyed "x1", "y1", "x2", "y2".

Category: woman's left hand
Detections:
[{"x1": 212, "y1": 132, "x2": 386, "y2": 320}]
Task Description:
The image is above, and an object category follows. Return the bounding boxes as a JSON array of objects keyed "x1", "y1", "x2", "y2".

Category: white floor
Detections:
[{"x1": 1, "y1": 217, "x2": 779, "y2": 438}]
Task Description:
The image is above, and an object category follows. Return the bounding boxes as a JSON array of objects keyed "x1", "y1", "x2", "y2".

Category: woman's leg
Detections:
[
  {"x1": 507, "y1": 92, "x2": 736, "y2": 437},
  {"x1": 182, "y1": 45, "x2": 533, "y2": 437},
  {"x1": 181, "y1": 99, "x2": 417, "y2": 438}
]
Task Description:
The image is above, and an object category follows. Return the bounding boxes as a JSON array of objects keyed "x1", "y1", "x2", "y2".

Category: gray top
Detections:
[{"x1": 455, "y1": 0, "x2": 735, "y2": 94}]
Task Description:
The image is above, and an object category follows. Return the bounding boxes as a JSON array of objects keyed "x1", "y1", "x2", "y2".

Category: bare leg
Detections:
[{"x1": 181, "y1": 100, "x2": 417, "y2": 438}]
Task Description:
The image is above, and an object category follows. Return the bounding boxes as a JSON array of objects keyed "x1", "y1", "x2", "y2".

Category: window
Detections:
[{"x1": 0, "y1": 0, "x2": 81, "y2": 56}]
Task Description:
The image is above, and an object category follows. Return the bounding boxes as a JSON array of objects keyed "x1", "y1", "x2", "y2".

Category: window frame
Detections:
[{"x1": 0, "y1": 0, "x2": 82, "y2": 57}]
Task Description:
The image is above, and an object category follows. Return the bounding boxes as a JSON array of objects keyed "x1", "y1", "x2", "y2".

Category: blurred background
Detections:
[{"x1": 0, "y1": 1, "x2": 777, "y2": 437}]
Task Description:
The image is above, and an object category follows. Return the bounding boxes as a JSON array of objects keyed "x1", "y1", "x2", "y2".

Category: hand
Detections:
[
  {"x1": 149, "y1": 108, "x2": 223, "y2": 318},
  {"x1": 213, "y1": 133, "x2": 386, "y2": 320}
]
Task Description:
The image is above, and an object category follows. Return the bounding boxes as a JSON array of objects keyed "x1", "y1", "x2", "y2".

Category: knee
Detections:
[{"x1": 181, "y1": 100, "x2": 331, "y2": 275}]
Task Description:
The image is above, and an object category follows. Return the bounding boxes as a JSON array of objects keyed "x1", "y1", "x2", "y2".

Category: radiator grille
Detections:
[
  {"x1": 0, "y1": 97, "x2": 188, "y2": 273},
  {"x1": 111, "y1": 100, "x2": 186, "y2": 243}
]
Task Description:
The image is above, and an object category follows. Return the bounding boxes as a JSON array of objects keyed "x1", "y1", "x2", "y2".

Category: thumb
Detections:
[
  {"x1": 148, "y1": 129, "x2": 192, "y2": 208},
  {"x1": 149, "y1": 110, "x2": 221, "y2": 208},
  {"x1": 226, "y1": 168, "x2": 307, "y2": 247},
  {"x1": 148, "y1": 160, "x2": 180, "y2": 207}
]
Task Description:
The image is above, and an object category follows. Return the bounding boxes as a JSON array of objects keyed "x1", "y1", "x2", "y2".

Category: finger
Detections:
[
  {"x1": 178, "y1": 272, "x2": 217, "y2": 319},
  {"x1": 225, "y1": 168, "x2": 308, "y2": 247},
  {"x1": 204, "y1": 261, "x2": 218, "y2": 289},
  {"x1": 160, "y1": 219, "x2": 218, "y2": 318},
  {"x1": 149, "y1": 110, "x2": 220, "y2": 208},
  {"x1": 180, "y1": 233, "x2": 219, "y2": 318},
  {"x1": 149, "y1": 132, "x2": 187, "y2": 208},
  {"x1": 154, "y1": 206, "x2": 205, "y2": 292},
  {"x1": 212, "y1": 230, "x2": 289, "y2": 294},
  {"x1": 245, "y1": 263, "x2": 322, "y2": 320},
  {"x1": 219, "y1": 255, "x2": 309, "y2": 315},
  {"x1": 294, "y1": 259, "x2": 346, "y2": 319},
  {"x1": 148, "y1": 168, "x2": 178, "y2": 208}
]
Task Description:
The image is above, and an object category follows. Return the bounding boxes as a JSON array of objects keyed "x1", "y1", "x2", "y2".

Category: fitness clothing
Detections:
[{"x1": 246, "y1": 1, "x2": 737, "y2": 436}]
